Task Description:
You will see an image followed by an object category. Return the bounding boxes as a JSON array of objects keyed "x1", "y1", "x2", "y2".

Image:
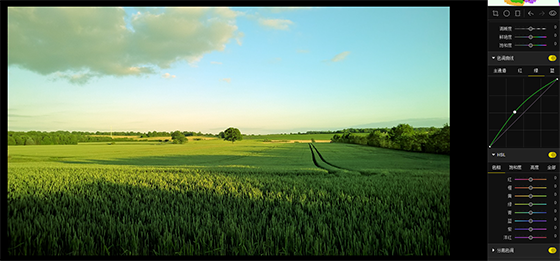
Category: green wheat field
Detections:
[{"x1": 8, "y1": 138, "x2": 450, "y2": 256}]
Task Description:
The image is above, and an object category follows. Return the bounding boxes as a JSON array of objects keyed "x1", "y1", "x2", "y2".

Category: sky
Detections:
[{"x1": 8, "y1": 7, "x2": 450, "y2": 135}]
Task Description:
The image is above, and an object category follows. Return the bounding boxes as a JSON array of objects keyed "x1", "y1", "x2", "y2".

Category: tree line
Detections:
[
  {"x1": 306, "y1": 127, "x2": 440, "y2": 135},
  {"x1": 139, "y1": 131, "x2": 215, "y2": 138},
  {"x1": 89, "y1": 130, "x2": 215, "y2": 138},
  {"x1": 331, "y1": 124, "x2": 450, "y2": 155},
  {"x1": 7, "y1": 130, "x2": 221, "y2": 146},
  {"x1": 7, "y1": 131, "x2": 118, "y2": 146}
]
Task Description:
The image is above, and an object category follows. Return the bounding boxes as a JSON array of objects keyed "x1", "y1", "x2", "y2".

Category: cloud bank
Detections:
[
  {"x1": 220, "y1": 78, "x2": 231, "y2": 83},
  {"x1": 8, "y1": 7, "x2": 242, "y2": 85}
]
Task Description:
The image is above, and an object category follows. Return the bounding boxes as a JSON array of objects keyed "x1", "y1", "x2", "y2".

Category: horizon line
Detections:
[{"x1": 7, "y1": 123, "x2": 450, "y2": 135}]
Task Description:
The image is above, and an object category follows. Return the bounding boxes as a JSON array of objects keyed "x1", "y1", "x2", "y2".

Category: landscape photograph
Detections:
[{"x1": 7, "y1": 6, "x2": 450, "y2": 256}]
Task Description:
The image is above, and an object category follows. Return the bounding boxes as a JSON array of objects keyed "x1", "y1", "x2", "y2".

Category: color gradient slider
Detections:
[
  {"x1": 515, "y1": 219, "x2": 547, "y2": 222},
  {"x1": 515, "y1": 236, "x2": 547, "y2": 239}
]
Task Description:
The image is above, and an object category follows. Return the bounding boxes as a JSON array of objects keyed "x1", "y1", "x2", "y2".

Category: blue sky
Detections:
[{"x1": 8, "y1": 7, "x2": 449, "y2": 134}]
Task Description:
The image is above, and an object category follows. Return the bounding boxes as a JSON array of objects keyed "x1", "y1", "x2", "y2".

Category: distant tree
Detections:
[
  {"x1": 69, "y1": 135, "x2": 78, "y2": 145},
  {"x1": 14, "y1": 135, "x2": 24, "y2": 145},
  {"x1": 52, "y1": 135, "x2": 60, "y2": 145},
  {"x1": 388, "y1": 124, "x2": 414, "y2": 149},
  {"x1": 426, "y1": 123, "x2": 450, "y2": 154},
  {"x1": 223, "y1": 127, "x2": 242, "y2": 144},
  {"x1": 24, "y1": 137, "x2": 35, "y2": 145},
  {"x1": 218, "y1": 131, "x2": 225, "y2": 139},
  {"x1": 366, "y1": 130, "x2": 386, "y2": 147},
  {"x1": 426, "y1": 126, "x2": 438, "y2": 133},
  {"x1": 331, "y1": 134, "x2": 340, "y2": 143},
  {"x1": 42, "y1": 136, "x2": 53, "y2": 145},
  {"x1": 388, "y1": 124, "x2": 414, "y2": 141},
  {"x1": 7, "y1": 136, "x2": 16, "y2": 146},
  {"x1": 171, "y1": 130, "x2": 187, "y2": 144}
]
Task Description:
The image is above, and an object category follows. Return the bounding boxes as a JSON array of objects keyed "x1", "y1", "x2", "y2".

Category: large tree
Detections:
[
  {"x1": 223, "y1": 127, "x2": 242, "y2": 144},
  {"x1": 388, "y1": 124, "x2": 414, "y2": 149},
  {"x1": 171, "y1": 130, "x2": 187, "y2": 144}
]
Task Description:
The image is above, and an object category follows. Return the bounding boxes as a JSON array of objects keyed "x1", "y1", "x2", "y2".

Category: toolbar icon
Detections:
[
  {"x1": 493, "y1": 10, "x2": 499, "y2": 17},
  {"x1": 515, "y1": 10, "x2": 521, "y2": 17},
  {"x1": 503, "y1": 10, "x2": 510, "y2": 17}
]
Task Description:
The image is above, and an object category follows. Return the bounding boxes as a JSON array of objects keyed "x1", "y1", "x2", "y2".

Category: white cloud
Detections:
[
  {"x1": 258, "y1": 18, "x2": 294, "y2": 30},
  {"x1": 211, "y1": 61, "x2": 223, "y2": 65},
  {"x1": 296, "y1": 49, "x2": 309, "y2": 53},
  {"x1": 325, "y1": 51, "x2": 351, "y2": 63},
  {"x1": 220, "y1": 78, "x2": 231, "y2": 83},
  {"x1": 8, "y1": 7, "x2": 241, "y2": 85},
  {"x1": 162, "y1": 72, "x2": 176, "y2": 79}
]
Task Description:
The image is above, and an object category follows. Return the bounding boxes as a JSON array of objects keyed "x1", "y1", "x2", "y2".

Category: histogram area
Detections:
[{"x1": 488, "y1": 77, "x2": 559, "y2": 149}]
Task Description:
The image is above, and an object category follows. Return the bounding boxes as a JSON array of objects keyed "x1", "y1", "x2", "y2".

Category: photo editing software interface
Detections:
[{"x1": 487, "y1": 1, "x2": 560, "y2": 260}]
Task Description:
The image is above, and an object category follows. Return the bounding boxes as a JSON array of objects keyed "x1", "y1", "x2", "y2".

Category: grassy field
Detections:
[
  {"x1": 8, "y1": 139, "x2": 450, "y2": 256},
  {"x1": 243, "y1": 133, "x2": 340, "y2": 142},
  {"x1": 311, "y1": 143, "x2": 449, "y2": 176}
]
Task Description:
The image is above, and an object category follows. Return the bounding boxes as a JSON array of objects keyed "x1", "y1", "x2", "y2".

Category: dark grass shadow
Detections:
[
  {"x1": 59, "y1": 144, "x2": 309, "y2": 168},
  {"x1": 60, "y1": 154, "x2": 278, "y2": 167},
  {"x1": 8, "y1": 180, "x2": 302, "y2": 255},
  {"x1": 7, "y1": 177, "x2": 450, "y2": 256},
  {"x1": 8, "y1": 181, "x2": 343, "y2": 256}
]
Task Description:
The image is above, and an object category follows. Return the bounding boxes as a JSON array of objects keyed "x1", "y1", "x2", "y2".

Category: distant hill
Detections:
[{"x1": 351, "y1": 118, "x2": 449, "y2": 129}]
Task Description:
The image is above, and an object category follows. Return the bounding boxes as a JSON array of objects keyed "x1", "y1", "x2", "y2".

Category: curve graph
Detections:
[{"x1": 488, "y1": 78, "x2": 559, "y2": 149}]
